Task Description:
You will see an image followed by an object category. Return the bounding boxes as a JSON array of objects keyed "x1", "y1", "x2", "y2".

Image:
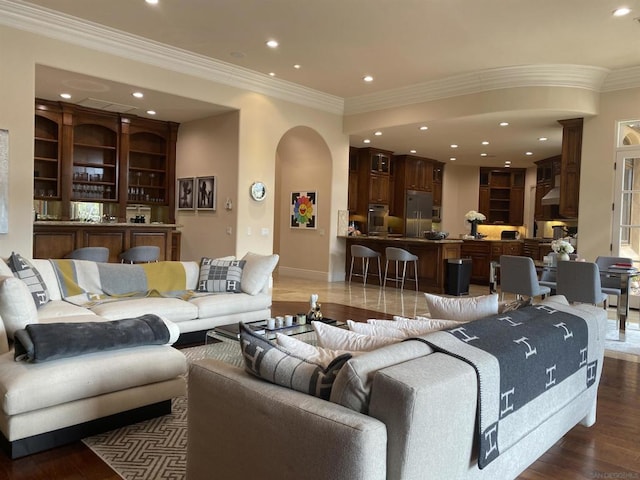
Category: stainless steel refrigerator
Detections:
[{"x1": 405, "y1": 190, "x2": 433, "y2": 237}]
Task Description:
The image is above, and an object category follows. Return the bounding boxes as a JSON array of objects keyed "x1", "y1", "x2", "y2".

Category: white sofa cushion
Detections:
[
  {"x1": 276, "y1": 333, "x2": 356, "y2": 367},
  {"x1": 89, "y1": 297, "x2": 198, "y2": 322},
  {"x1": 241, "y1": 252, "x2": 279, "y2": 295},
  {"x1": 0, "y1": 258, "x2": 12, "y2": 276},
  {"x1": 0, "y1": 314, "x2": 9, "y2": 354},
  {"x1": 0, "y1": 276, "x2": 38, "y2": 339},
  {"x1": 37, "y1": 300, "x2": 99, "y2": 320},
  {"x1": 190, "y1": 291, "x2": 272, "y2": 318},
  {"x1": 0, "y1": 345, "x2": 187, "y2": 416},
  {"x1": 424, "y1": 293, "x2": 499, "y2": 322}
]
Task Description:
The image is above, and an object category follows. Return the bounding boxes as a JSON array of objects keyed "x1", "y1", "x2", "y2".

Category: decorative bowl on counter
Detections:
[{"x1": 423, "y1": 230, "x2": 449, "y2": 240}]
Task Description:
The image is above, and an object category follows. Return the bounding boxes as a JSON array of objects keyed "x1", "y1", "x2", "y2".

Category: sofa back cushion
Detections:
[
  {"x1": 0, "y1": 257, "x2": 12, "y2": 276},
  {"x1": 330, "y1": 340, "x2": 434, "y2": 414},
  {"x1": 31, "y1": 259, "x2": 62, "y2": 301},
  {"x1": 0, "y1": 275, "x2": 39, "y2": 339},
  {"x1": 240, "y1": 252, "x2": 279, "y2": 295}
]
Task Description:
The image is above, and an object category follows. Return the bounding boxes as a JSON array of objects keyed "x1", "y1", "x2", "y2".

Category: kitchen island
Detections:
[
  {"x1": 343, "y1": 235, "x2": 463, "y2": 293},
  {"x1": 33, "y1": 221, "x2": 181, "y2": 262}
]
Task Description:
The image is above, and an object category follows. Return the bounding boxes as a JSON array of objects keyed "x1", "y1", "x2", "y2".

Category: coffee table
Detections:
[{"x1": 206, "y1": 318, "x2": 344, "y2": 344}]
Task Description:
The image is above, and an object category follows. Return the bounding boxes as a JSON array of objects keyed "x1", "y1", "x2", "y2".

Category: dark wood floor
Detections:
[{"x1": 1, "y1": 301, "x2": 638, "y2": 479}]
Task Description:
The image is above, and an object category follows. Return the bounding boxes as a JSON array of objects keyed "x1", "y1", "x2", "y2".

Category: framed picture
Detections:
[
  {"x1": 196, "y1": 176, "x2": 217, "y2": 211},
  {"x1": 290, "y1": 191, "x2": 316, "y2": 229},
  {"x1": 177, "y1": 177, "x2": 195, "y2": 210}
]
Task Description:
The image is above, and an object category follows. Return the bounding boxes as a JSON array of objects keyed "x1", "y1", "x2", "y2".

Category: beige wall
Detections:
[
  {"x1": 0, "y1": 25, "x2": 348, "y2": 280},
  {"x1": 176, "y1": 111, "x2": 239, "y2": 261},
  {"x1": 581, "y1": 87, "x2": 640, "y2": 262}
]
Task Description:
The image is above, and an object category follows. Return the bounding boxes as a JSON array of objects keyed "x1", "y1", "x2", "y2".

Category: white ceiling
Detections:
[{"x1": 21, "y1": 0, "x2": 640, "y2": 168}]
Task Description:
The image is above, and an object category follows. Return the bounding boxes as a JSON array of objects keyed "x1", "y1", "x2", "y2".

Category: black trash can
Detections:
[{"x1": 446, "y1": 258, "x2": 472, "y2": 296}]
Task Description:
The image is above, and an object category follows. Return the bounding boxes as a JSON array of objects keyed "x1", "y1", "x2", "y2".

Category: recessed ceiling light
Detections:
[
  {"x1": 410, "y1": 149, "x2": 417, "y2": 154},
  {"x1": 449, "y1": 157, "x2": 456, "y2": 161},
  {"x1": 293, "y1": 64, "x2": 301, "y2": 69},
  {"x1": 374, "y1": 131, "x2": 382, "y2": 136},
  {"x1": 146, "y1": 110, "x2": 156, "y2": 115},
  {"x1": 269, "y1": 72, "x2": 276, "y2": 77},
  {"x1": 59, "y1": 93, "x2": 71, "y2": 99},
  {"x1": 363, "y1": 139, "x2": 371, "y2": 144},
  {"x1": 145, "y1": 0, "x2": 158, "y2": 4},
  {"x1": 480, "y1": 153, "x2": 488, "y2": 157},
  {"x1": 499, "y1": 122, "x2": 509, "y2": 127},
  {"x1": 505, "y1": 161, "x2": 512, "y2": 164},
  {"x1": 266, "y1": 40, "x2": 279, "y2": 48},
  {"x1": 504, "y1": 163, "x2": 511, "y2": 168},
  {"x1": 132, "y1": 92, "x2": 144, "y2": 98},
  {"x1": 538, "y1": 137, "x2": 548, "y2": 141},
  {"x1": 525, "y1": 151, "x2": 533, "y2": 156},
  {"x1": 450, "y1": 144, "x2": 458, "y2": 148},
  {"x1": 419, "y1": 126, "x2": 428, "y2": 131},
  {"x1": 363, "y1": 75, "x2": 374, "y2": 83},
  {"x1": 481, "y1": 141, "x2": 489, "y2": 145},
  {"x1": 613, "y1": 7, "x2": 631, "y2": 16}
]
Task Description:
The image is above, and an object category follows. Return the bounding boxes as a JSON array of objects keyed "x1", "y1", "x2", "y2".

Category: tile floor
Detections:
[{"x1": 272, "y1": 274, "x2": 640, "y2": 363}]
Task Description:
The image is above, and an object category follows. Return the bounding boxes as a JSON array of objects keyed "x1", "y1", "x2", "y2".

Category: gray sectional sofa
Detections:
[{"x1": 186, "y1": 297, "x2": 606, "y2": 480}]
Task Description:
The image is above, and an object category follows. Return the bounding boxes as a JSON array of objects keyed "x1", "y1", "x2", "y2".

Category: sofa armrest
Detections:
[
  {"x1": 0, "y1": 314, "x2": 8, "y2": 354},
  {"x1": 187, "y1": 359, "x2": 387, "y2": 480}
]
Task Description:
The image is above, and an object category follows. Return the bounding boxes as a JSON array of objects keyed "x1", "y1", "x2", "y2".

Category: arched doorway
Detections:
[{"x1": 274, "y1": 126, "x2": 333, "y2": 280}]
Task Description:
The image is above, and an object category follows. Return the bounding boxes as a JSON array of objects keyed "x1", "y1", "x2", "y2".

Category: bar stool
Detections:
[
  {"x1": 119, "y1": 246, "x2": 160, "y2": 264},
  {"x1": 383, "y1": 247, "x2": 419, "y2": 290},
  {"x1": 349, "y1": 245, "x2": 382, "y2": 286},
  {"x1": 65, "y1": 247, "x2": 110, "y2": 263}
]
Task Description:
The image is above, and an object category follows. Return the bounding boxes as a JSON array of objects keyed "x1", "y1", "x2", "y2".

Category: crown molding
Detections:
[
  {"x1": 0, "y1": 0, "x2": 344, "y2": 115},
  {"x1": 601, "y1": 66, "x2": 640, "y2": 92},
  {"x1": 344, "y1": 64, "x2": 611, "y2": 115}
]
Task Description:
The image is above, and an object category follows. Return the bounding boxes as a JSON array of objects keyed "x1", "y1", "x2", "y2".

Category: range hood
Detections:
[{"x1": 541, "y1": 175, "x2": 561, "y2": 205}]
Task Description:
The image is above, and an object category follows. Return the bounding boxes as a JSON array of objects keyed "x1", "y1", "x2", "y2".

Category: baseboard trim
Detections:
[{"x1": 1, "y1": 400, "x2": 171, "y2": 459}]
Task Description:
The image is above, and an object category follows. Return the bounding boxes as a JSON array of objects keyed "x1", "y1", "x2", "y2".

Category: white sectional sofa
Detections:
[{"x1": 0, "y1": 252, "x2": 278, "y2": 458}]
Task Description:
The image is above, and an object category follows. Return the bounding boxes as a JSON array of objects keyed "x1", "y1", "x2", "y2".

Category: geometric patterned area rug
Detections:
[{"x1": 82, "y1": 341, "x2": 245, "y2": 480}]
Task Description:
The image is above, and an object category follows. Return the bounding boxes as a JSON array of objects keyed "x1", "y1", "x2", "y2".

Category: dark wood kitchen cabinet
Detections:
[{"x1": 478, "y1": 167, "x2": 525, "y2": 225}]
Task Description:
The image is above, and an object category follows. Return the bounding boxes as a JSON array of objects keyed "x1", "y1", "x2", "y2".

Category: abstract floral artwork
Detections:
[{"x1": 290, "y1": 191, "x2": 316, "y2": 229}]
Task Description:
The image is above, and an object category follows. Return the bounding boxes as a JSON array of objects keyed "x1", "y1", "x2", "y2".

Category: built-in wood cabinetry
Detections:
[
  {"x1": 478, "y1": 167, "x2": 525, "y2": 225},
  {"x1": 461, "y1": 239, "x2": 523, "y2": 284},
  {"x1": 558, "y1": 118, "x2": 582, "y2": 219},
  {"x1": 392, "y1": 155, "x2": 444, "y2": 221},
  {"x1": 349, "y1": 147, "x2": 394, "y2": 230},
  {"x1": 34, "y1": 99, "x2": 178, "y2": 223},
  {"x1": 33, "y1": 223, "x2": 178, "y2": 261},
  {"x1": 534, "y1": 156, "x2": 561, "y2": 220}
]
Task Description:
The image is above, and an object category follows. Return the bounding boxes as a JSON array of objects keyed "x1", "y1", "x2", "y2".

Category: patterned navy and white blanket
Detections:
[{"x1": 415, "y1": 304, "x2": 599, "y2": 469}]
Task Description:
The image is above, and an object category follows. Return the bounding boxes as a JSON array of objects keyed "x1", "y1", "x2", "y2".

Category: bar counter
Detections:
[
  {"x1": 33, "y1": 221, "x2": 182, "y2": 262},
  {"x1": 342, "y1": 235, "x2": 463, "y2": 293}
]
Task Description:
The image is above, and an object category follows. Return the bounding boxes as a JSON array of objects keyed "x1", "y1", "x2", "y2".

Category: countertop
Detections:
[
  {"x1": 340, "y1": 235, "x2": 462, "y2": 244},
  {"x1": 34, "y1": 221, "x2": 182, "y2": 228}
]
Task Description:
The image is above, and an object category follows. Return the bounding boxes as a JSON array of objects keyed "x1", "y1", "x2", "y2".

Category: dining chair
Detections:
[
  {"x1": 595, "y1": 256, "x2": 633, "y2": 308},
  {"x1": 556, "y1": 261, "x2": 608, "y2": 306},
  {"x1": 349, "y1": 245, "x2": 382, "y2": 286},
  {"x1": 499, "y1": 255, "x2": 551, "y2": 301},
  {"x1": 65, "y1": 246, "x2": 110, "y2": 263}
]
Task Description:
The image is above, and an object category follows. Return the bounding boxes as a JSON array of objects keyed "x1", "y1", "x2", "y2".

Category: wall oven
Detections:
[{"x1": 367, "y1": 204, "x2": 388, "y2": 235}]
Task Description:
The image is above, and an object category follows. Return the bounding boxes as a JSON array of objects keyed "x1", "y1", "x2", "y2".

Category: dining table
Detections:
[{"x1": 489, "y1": 260, "x2": 638, "y2": 337}]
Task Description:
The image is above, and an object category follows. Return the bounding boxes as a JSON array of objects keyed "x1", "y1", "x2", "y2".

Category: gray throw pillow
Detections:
[
  {"x1": 239, "y1": 322, "x2": 351, "y2": 400},
  {"x1": 197, "y1": 257, "x2": 245, "y2": 293},
  {"x1": 7, "y1": 252, "x2": 50, "y2": 308}
]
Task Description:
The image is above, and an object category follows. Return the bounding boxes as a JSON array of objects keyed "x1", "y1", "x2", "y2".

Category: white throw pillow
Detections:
[
  {"x1": 424, "y1": 293, "x2": 499, "y2": 322},
  {"x1": 347, "y1": 320, "x2": 408, "y2": 339},
  {"x1": 368, "y1": 317, "x2": 462, "y2": 335},
  {"x1": 0, "y1": 258, "x2": 12, "y2": 276},
  {"x1": 0, "y1": 275, "x2": 39, "y2": 339},
  {"x1": 312, "y1": 321, "x2": 400, "y2": 352},
  {"x1": 276, "y1": 333, "x2": 356, "y2": 367},
  {"x1": 241, "y1": 252, "x2": 279, "y2": 295}
]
